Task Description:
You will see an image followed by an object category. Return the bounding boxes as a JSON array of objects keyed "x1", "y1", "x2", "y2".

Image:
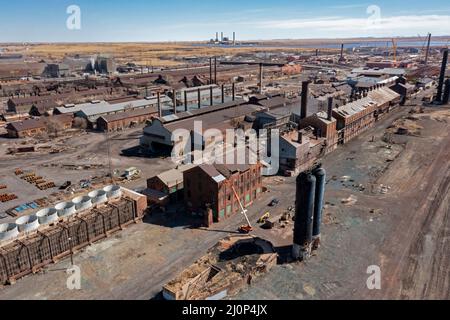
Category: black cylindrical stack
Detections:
[
  {"x1": 443, "y1": 79, "x2": 450, "y2": 105},
  {"x1": 300, "y1": 81, "x2": 309, "y2": 120},
  {"x1": 312, "y1": 168, "x2": 326, "y2": 250},
  {"x1": 436, "y1": 49, "x2": 448, "y2": 103},
  {"x1": 293, "y1": 172, "x2": 316, "y2": 261}
]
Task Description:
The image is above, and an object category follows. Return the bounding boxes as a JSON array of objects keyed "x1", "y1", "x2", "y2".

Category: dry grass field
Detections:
[{"x1": 3, "y1": 43, "x2": 333, "y2": 67}]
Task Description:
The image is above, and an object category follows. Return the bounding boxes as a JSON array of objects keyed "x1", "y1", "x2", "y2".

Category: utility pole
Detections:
[
  {"x1": 214, "y1": 57, "x2": 217, "y2": 84},
  {"x1": 209, "y1": 57, "x2": 213, "y2": 85},
  {"x1": 105, "y1": 130, "x2": 114, "y2": 183},
  {"x1": 259, "y1": 63, "x2": 263, "y2": 94}
]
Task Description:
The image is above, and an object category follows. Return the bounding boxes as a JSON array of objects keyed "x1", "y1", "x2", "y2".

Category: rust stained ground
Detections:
[{"x1": 0, "y1": 105, "x2": 448, "y2": 300}]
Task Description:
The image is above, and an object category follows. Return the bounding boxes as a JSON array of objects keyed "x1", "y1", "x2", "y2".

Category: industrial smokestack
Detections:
[
  {"x1": 233, "y1": 32, "x2": 236, "y2": 45},
  {"x1": 443, "y1": 79, "x2": 450, "y2": 104},
  {"x1": 157, "y1": 92, "x2": 162, "y2": 118},
  {"x1": 300, "y1": 81, "x2": 310, "y2": 120},
  {"x1": 327, "y1": 97, "x2": 333, "y2": 121},
  {"x1": 232, "y1": 82, "x2": 235, "y2": 101},
  {"x1": 297, "y1": 131, "x2": 303, "y2": 144},
  {"x1": 425, "y1": 33, "x2": 432, "y2": 65},
  {"x1": 259, "y1": 63, "x2": 264, "y2": 94},
  {"x1": 214, "y1": 57, "x2": 217, "y2": 84},
  {"x1": 172, "y1": 90, "x2": 177, "y2": 114},
  {"x1": 221, "y1": 32, "x2": 223, "y2": 42},
  {"x1": 209, "y1": 58, "x2": 213, "y2": 85},
  {"x1": 312, "y1": 167, "x2": 326, "y2": 250},
  {"x1": 436, "y1": 49, "x2": 448, "y2": 103},
  {"x1": 340, "y1": 44, "x2": 344, "y2": 60},
  {"x1": 210, "y1": 86, "x2": 214, "y2": 106},
  {"x1": 293, "y1": 172, "x2": 316, "y2": 261}
]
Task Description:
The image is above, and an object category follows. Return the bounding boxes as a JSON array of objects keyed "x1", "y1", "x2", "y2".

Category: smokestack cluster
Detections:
[{"x1": 293, "y1": 166, "x2": 327, "y2": 261}]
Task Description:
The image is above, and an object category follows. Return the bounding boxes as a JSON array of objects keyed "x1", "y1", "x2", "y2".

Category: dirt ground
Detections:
[
  {"x1": 0, "y1": 103, "x2": 448, "y2": 300},
  {"x1": 0, "y1": 126, "x2": 174, "y2": 220},
  {"x1": 236, "y1": 106, "x2": 450, "y2": 300}
]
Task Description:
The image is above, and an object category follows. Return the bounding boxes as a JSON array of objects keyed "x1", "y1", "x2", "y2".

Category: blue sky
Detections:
[{"x1": 0, "y1": 0, "x2": 449, "y2": 42}]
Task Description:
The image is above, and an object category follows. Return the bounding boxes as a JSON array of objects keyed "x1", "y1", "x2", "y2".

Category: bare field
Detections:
[{"x1": 4, "y1": 43, "x2": 332, "y2": 67}]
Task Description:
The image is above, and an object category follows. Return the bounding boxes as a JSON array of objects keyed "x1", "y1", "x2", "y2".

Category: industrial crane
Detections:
[
  {"x1": 391, "y1": 38, "x2": 398, "y2": 65},
  {"x1": 230, "y1": 184, "x2": 253, "y2": 234},
  {"x1": 220, "y1": 61, "x2": 286, "y2": 94}
]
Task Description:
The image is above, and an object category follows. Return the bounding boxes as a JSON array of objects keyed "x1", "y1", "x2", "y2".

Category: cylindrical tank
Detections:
[
  {"x1": 103, "y1": 185, "x2": 122, "y2": 199},
  {"x1": 0, "y1": 223, "x2": 20, "y2": 242},
  {"x1": 15, "y1": 214, "x2": 40, "y2": 233},
  {"x1": 36, "y1": 208, "x2": 59, "y2": 225},
  {"x1": 72, "y1": 196, "x2": 93, "y2": 211},
  {"x1": 312, "y1": 167, "x2": 327, "y2": 250},
  {"x1": 55, "y1": 202, "x2": 76, "y2": 217},
  {"x1": 88, "y1": 190, "x2": 108, "y2": 204},
  {"x1": 293, "y1": 172, "x2": 316, "y2": 261}
]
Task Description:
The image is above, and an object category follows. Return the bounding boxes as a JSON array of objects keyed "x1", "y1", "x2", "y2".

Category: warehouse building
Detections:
[
  {"x1": 331, "y1": 86, "x2": 399, "y2": 144},
  {"x1": 7, "y1": 88, "x2": 114, "y2": 114},
  {"x1": 298, "y1": 109, "x2": 338, "y2": 155},
  {"x1": 145, "y1": 164, "x2": 196, "y2": 205},
  {"x1": 5, "y1": 114, "x2": 73, "y2": 138},
  {"x1": 279, "y1": 129, "x2": 327, "y2": 176},
  {"x1": 97, "y1": 107, "x2": 158, "y2": 132},
  {"x1": 29, "y1": 101, "x2": 59, "y2": 116},
  {"x1": 184, "y1": 162, "x2": 263, "y2": 225},
  {"x1": 55, "y1": 96, "x2": 170, "y2": 129},
  {"x1": 140, "y1": 99, "x2": 261, "y2": 154}
]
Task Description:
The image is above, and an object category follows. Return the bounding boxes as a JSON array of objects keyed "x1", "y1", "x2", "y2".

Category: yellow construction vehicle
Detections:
[{"x1": 258, "y1": 212, "x2": 271, "y2": 224}]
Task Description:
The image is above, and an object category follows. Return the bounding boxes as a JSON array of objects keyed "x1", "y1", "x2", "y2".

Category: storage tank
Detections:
[
  {"x1": 103, "y1": 185, "x2": 122, "y2": 199},
  {"x1": 0, "y1": 223, "x2": 20, "y2": 242},
  {"x1": 312, "y1": 167, "x2": 326, "y2": 250},
  {"x1": 36, "y1": 208, "x2": 59, "y2": 225},
  {"x1": 88, "y1": 190, "x2": 108, "y2": 204},
  {"x1": 15, "y1": 214, "x2": 40, "y2": 233},
  {"x1": 293, "y1": 172, "x2": 316, "y2": 261},
  {"x1": 72, "y1": 196, "x2": 93, "y2": 211},
  {"x1": 55, "y1": 202, "x2": 76, "y2": 217}
]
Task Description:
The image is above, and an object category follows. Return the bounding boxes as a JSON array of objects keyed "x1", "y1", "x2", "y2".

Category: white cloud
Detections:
[{"x1": 247, "y1": 14, "x2": 450, "y2": 37}]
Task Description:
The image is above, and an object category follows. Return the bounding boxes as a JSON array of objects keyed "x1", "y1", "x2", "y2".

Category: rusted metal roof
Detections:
[{"x1": 6, "y1": 114, "x2": 73, "y2": 132}]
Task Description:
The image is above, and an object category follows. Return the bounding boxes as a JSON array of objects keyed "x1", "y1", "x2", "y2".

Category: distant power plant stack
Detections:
[{"x1": 210, "y1": 32, "x2": 237, "y2": 46}]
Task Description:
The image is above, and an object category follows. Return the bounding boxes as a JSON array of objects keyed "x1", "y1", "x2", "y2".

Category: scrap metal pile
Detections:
[{"x1": 163, "y1": 235, "x2": 277, "y2": 300}]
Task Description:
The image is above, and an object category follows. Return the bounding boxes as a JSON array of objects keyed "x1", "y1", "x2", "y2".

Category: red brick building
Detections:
[
  {"x1": 184, "y1": 162, "x2": 263, "y2": 223},
  {"x1": 97, "y1": 107, "x2": 158, "y2": 132},
  {"x1": 5, "y1": 114, "x2": 73, "y2": 138},
  {"x1": 299, "y1": 111, "x2": 338, "y2": 154}
]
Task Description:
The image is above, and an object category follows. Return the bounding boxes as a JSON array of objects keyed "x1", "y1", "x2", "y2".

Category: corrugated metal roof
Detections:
[
  {"x1": 99, "y1": 107, "x2": 158, "y2": 123},
  {"x1": 156, "y1": 164, "x2": 195, "y2": 187},
  {"x1": 334, "y1": 97, "x2": 376, "y2": 118},
  {"x1": 6, "y1": 114, "x2": 73, "y2": 132}
]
